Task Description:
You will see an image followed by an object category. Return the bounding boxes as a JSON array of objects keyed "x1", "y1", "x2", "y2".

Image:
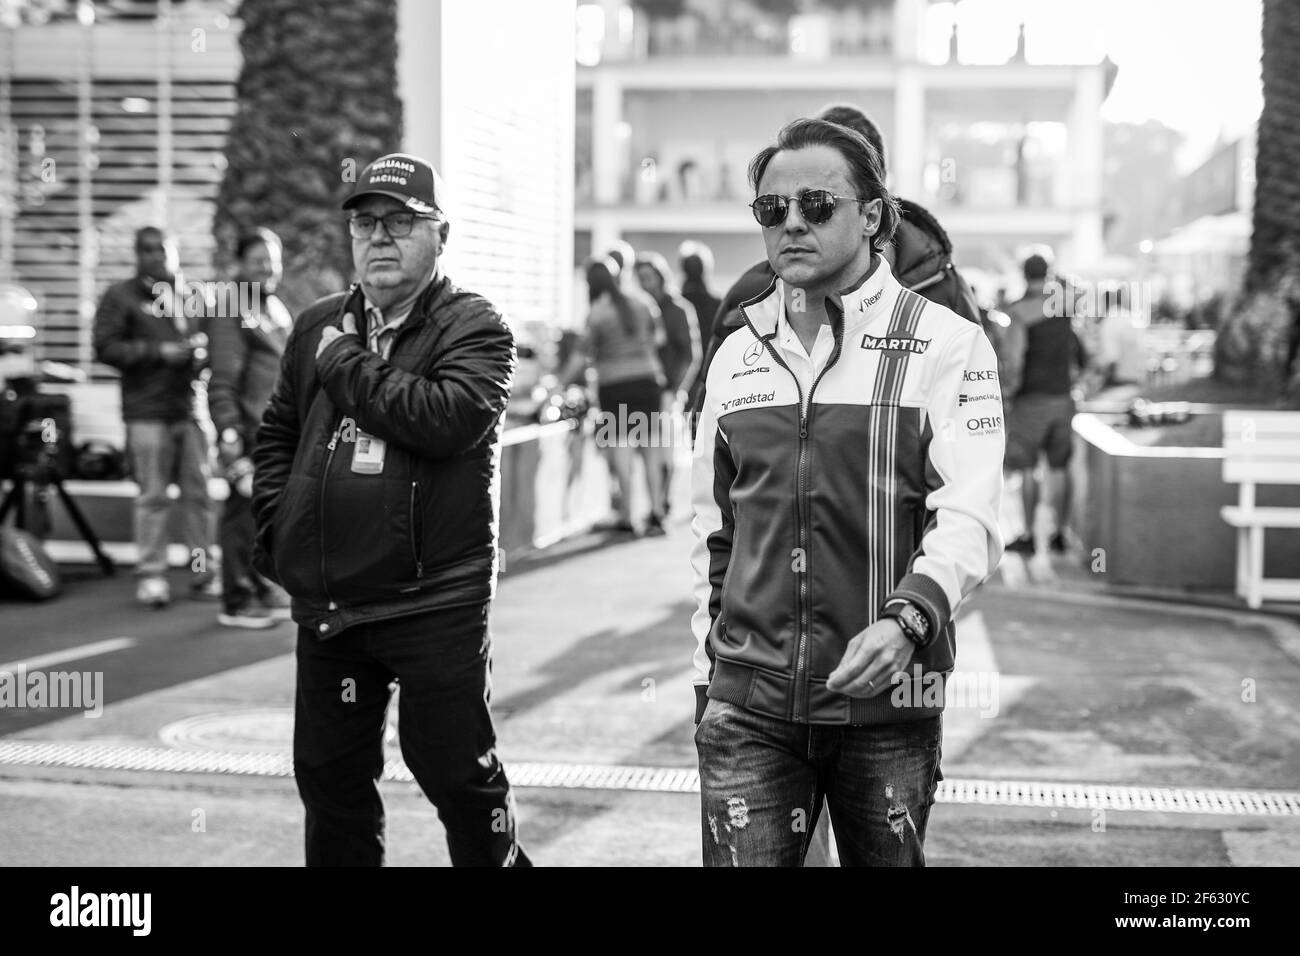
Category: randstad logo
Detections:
[
  {"x1": 860, "y1": 334, "x2": 930, "y2": 354},
  {"x1": 721, "y1": 390, "x2": 776, "y2": 412}
]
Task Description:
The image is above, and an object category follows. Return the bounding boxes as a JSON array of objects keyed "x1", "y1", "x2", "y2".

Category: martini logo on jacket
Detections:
[{"x1": 860, "y1": 332, "x2": 930, "y2": 355}]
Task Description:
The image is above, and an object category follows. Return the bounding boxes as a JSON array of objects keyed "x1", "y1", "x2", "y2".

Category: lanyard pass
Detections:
[{"x1": 351, "y1": 430, "x2": 387, "y2": 474}]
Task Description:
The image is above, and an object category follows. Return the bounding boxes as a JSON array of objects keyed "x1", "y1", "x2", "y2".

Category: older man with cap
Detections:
[{"x1": 251, "y1": 152, "x2": 529, "y2": 866}]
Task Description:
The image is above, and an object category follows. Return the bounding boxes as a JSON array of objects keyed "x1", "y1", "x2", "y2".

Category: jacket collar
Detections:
[
  {"x1": 352, "y1": 272, "x2": 450, "y2": 343},
  {"x1": 742, "y1": 256, "x2": 902, "y2": 341}
]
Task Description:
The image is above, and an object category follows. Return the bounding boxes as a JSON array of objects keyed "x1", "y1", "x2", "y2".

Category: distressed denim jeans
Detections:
[{"x1": 695, "y1": 698, "x2": 943, "y2": 867}]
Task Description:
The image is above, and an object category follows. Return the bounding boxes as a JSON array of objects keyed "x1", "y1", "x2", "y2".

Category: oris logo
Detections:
[
  {"x1": 743, "y1": 340, "x2": 766, "y2": 367},
  {"x1": 966, "y1": 415, "x2": 1003, "y2": 436}
]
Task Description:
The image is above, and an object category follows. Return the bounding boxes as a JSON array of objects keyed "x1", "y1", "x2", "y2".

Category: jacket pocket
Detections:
[
  {"x1": 322, "y1": 475, "x2": 421, "y2": 602},
  {"x1": 271, "y1": 475, "x2": 320, "y2": 598}
]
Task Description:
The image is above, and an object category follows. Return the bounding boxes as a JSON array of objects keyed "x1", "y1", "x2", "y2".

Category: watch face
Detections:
[{"x1": 901, "y1": 606, "x2": 927, "y2": 639}]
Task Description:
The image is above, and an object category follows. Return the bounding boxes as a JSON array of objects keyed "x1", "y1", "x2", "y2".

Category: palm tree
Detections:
[
  {"x1": 1246, "y1": 0, "x2": 1300, "y2": 295},
  {"x1": 213, "y1": 0, "x2": 402, "y2": 313},
  {"x1": 1221, "y1": 0, "x2": 1300, "y2": 390}
]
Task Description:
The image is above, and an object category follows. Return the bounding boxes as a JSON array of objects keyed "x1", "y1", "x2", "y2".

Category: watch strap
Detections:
[{"x1": 881, "y1": 600, "x2": 931, "y2": 648}]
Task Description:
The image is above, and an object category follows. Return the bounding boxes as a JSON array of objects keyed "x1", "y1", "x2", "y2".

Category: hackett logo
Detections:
[
  {"x1": 860, "y1": 334, "x2": 930, "y2": 354},
  {"x1": 963, "y1": 369, "x2": 998, "y2": 382}
]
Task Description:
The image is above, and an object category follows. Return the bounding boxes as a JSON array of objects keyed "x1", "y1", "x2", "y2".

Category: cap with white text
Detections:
[{"x1": 342, "y1": 152, "x2": 442, "y2": 216}]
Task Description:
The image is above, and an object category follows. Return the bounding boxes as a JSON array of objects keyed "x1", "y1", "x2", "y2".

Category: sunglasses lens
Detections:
[
  {"x1": 752, "y1": 196, "x2": 787, "y2": 227},
  {"x1": 800, "y1": 191, "x2": 837, "y2": 224}
]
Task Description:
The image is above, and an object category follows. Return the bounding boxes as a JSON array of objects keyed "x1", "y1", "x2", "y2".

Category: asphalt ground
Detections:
[{"x1": 2, "y1": 512, "x2": 1298, "y2": 867}]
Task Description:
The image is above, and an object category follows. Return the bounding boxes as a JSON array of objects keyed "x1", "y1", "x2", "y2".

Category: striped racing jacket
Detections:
[{"x1": 690, "y1": 258, "x2": 1005, "y2": 725}]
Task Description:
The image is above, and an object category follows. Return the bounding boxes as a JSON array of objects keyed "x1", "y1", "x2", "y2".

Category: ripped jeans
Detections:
[{"x1": 695, "y1": 699, "x2": 943, "y2": 867}]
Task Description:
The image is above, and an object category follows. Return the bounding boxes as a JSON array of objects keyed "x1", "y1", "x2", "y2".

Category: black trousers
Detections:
[
  {"x1": 293, "y1": 601, "x2": 530, "y2": 866},
  {"x1": 218, "y1": 479, "x2": 257, "y2": 612}
]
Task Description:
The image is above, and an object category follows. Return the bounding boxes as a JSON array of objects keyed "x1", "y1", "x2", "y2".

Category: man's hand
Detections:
[
  {"x1": 158, "y1": 341, "x2": 193, "y2": 366},
  {"x1": 217, "y1": 432, "x2": 243, "y2": 469},
  {"x1": 825, "y1": 618, "x2": 915, "y2": 698},
  {"x1": 316, "y1": 312, "x2": 358, "y2": 360}
]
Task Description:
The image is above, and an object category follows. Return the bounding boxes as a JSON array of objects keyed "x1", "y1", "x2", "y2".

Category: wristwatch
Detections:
[{"x1": 881, "y1": 600, "x2": 931, "y2": 649}]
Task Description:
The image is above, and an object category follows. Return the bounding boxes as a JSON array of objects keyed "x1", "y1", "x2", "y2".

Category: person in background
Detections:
[
  {"x1": 677, "y1": 240, "x2": 721, "y2": 370},
  {"x1": 635, "y1": 250, "x2": 701, "y2": 519},
  {"x1": 562, "y1": 258, "x2": 668, "y2": 536},
  {"x1": 1001, "y1": 253, "x2": 1087, "y2": 557},
  {"x1": 93, "y1": 226, "x2": 217, "y2": 608},
  {"x1": 207, "y1": 227, "x2": 294, "y2": 629},
  {"x1": 601, "y1": 241, "x2": 661, "y2": 517},
  {"x1": 1098, "y1": 284, "x2": 1144, "y2": 387}
]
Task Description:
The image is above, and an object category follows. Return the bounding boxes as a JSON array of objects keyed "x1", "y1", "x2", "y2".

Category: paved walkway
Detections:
[{"x1": 2, "y1": 484, "x2": 1299, "y2": 865}]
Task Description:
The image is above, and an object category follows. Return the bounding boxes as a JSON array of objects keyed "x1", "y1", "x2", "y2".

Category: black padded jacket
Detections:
[{"x1": 251, "y1": 275, "x2": 515, "y2": 638}]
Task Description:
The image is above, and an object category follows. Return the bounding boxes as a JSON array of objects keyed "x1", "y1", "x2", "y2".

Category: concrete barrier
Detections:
[
  {"x1": 1071, "y1": 413, "x2": 1300, "y2": 589},
  {"x1": 11, "y1": 418, "x2": 612, "y2": 569}
]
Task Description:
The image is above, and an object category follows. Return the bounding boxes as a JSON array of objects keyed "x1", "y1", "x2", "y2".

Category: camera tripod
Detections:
[{"x1": 0, "y1": 465, "x2": 116, "y2": 576}]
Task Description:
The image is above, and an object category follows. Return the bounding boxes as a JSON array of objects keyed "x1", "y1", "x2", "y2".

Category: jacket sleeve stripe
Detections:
[
  {"x1": 888, "y1": 324, "x2": 1005, "y2": 635},
  {"x1": 689, "y1": 390, "x2": 735, "y2": 687}
]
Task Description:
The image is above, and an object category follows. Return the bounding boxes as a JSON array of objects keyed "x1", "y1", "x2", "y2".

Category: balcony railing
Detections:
[{"x1": 624, "y1": 4, "x2": 894, "y2": 60}]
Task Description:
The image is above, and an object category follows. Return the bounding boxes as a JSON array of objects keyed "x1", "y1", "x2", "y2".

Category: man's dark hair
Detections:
[
  {"x1": 236, "y1": 227, "x2": 282, "y2": 261},
  {"x1": 1023, "y1": 254, "x2": 1049, "y2": 282},
  {"x1": 748, "y1": 118, "x2": 900, "y2": 256},
  {"x1": 134, "y1": 226, "x2": 166, "y2": 251},
  {"x1": 816, "y1": 103, "x2": 887, "y2": 178}
]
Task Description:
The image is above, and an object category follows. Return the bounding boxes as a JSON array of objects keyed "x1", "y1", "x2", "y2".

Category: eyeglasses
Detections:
[
  {"x1": 749, "y1": 190, "x2": 872, "y2": 228},
  {"x1": 347, "y1": 211, "x2": 439, "y2": 239}
]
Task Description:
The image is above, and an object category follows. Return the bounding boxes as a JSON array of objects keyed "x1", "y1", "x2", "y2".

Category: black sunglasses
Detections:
[{"x1": 750, "y1": 189, "x2": 872, "y2": 227}]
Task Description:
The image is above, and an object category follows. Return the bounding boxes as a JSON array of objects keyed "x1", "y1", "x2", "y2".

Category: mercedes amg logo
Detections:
[{"x1": 743, "y1": 340, "x2": 765, "y2": 366}]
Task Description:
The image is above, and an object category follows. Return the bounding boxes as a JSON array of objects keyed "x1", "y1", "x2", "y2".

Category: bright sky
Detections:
[{"x1": 926, "y1": 0, "x2": 1263, "y2": 169}]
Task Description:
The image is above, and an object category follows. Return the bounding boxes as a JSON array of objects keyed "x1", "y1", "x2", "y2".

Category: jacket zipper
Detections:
[
  {"x1": 409, "y1": 481, "x2": 424, "y2": 578},
  {"x1": 739, "y1": 297, "x2": 846, "y2": 722},
  {"x1": 316, "y1": 284, "x2": 361, "y2": 615},
  {"x1": 320, "y1": 419, "x2": 342, "y2": 610}
]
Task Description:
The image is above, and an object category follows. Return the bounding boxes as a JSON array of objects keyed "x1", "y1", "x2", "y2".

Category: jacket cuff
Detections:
[
  {"x1": 694, "y1": 684, "x2": 709, "y2": 725},
  {"x1": 884, "y1": 572, "x2": 951, "y2": 642}
]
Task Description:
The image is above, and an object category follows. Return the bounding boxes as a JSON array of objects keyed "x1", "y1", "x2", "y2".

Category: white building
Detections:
[
  {"x1": 575, "y1": 0, "x2": 1113, "y2": 293},
  {"x1": 0, "y1": 0, "x2": 574, "y2": 372}
]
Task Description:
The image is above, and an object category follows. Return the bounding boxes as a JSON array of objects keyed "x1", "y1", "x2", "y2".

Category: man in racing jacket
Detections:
[{"x1": 691, "y1": 119, "x2": 1004, "y2": 867}]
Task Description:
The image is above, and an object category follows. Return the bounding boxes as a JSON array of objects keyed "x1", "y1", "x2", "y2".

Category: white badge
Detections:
[{"x1": 351, "y1": 430, "x2": 387, "y2": 474}]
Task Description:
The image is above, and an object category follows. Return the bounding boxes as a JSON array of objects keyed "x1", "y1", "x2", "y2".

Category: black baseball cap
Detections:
[{"x1": 342, "y1": 152, "x2": 442, "y2": 216}]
